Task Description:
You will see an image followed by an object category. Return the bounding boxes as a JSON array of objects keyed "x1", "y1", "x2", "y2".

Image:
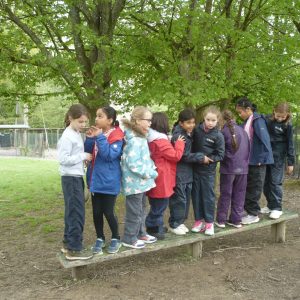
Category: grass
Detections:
[{"x1": 0, "y1": 157, "x2": 63, "y2": 234}]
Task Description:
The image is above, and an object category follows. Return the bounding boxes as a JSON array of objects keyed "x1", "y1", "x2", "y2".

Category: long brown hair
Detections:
[
  {"x1": 64, "y1": 104, "x2": 89, "y2": 128},
  {"x1": 222, "y1": 109, "x2": 239, "y2": 152},
  {"x1": 272, "y1": 102, "x2": 291, "y2": 124}
]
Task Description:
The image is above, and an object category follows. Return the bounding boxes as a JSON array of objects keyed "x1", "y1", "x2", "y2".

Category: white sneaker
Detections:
[
  {"x1": 169, "y1": 226, "x2": 186, "y2": 235},
  {"x1": 269, "y1": 210, "x2": 283, "y2": 219},
  {"x1": 260, "y1": 207, "x2": 271, "y2": 214},
  {"x1": 241, "y1": 214, "x2": 260, "y2": 225},
  {"x1": 204, "y1": 223, "x2": 214, "y2": 236},
  {"x1": 179, "y1": 224, "x2": 189, "y2": 233}
]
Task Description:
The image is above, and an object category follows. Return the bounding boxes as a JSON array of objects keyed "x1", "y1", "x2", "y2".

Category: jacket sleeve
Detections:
[
  {"x1": 209, "y1": 133, "x2": 225, "y2": 162},
  {"x1": 253, "y1": 117, "x2": 273, "y2": 163},
  {"x1": 58, "y1": 137, "x2": 87, "y2": 166},
  {"x1": 95, "y1": 134, "x2": 123, "y2": 162},
  {"x1": 160, "y1": 140, "x2": 185, "y2": 162},
  {"x1": 84, "y1": 137, "x2": 95, "y2": 153},
  {"x1": 286, "y1": 124, "x2": 295, "y2": 166},
  {"x1": 125, "y1": 140, "x2": 157, "y2": 179}
]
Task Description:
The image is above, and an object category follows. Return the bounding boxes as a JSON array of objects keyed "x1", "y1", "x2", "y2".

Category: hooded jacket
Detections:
[
  {"x1": 84, "y1": 126, "x2": 124, "y2": 195},
  {"x1": 242, "y1": 112, "x2": 274, "y2": 165},
  {"x1": 193, "y1": 123, "x2": 225, "y2": 175},
  {"x1": 121, "y1": 120, "x2": 158, "y2": 196},
  {"x1": 146, "y1": 128, "x2": 185, "y2": 198},
  {"x1": 171, "y1": 125, "x2": 205, "y2": 184}
]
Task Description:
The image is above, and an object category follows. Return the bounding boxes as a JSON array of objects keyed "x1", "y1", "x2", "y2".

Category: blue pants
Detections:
[
  {"x1": 61, "y1": 176, "x2": 85, "y2": 251},
  {"x1": 192, "y1": 173, "x2": 215, "y2": 223},
  {"x1": 146, "y1": 198, "x2": 168, "y2": 232},
  {"x1": 169, "y1": 183, "x2": 192, "y2": 228},
  {"x1": 263, "y1": 159, "x2": 285, "y2": 211}
]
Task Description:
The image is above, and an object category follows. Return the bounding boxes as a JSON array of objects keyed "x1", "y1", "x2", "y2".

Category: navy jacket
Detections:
[
  {"x1": 192, "y1": 123, "x2": 225, "y2": 175},
  {"x1": 242, "y1": 112, "x2": 274, "y2": 166},
  {"x1": 264, "y1": 115, "x2": 295, "y2": 166},
  {"x1": 220, "y1": 122, "x2": 250, "y2": 175},
  {"x1": 171, "y1": 125, "x2": 204, "y2": 184}
]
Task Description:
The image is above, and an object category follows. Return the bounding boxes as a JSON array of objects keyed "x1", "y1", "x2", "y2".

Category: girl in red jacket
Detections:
[{"x1": 146, "y1": 112, "x2": 185, "y2": 239}]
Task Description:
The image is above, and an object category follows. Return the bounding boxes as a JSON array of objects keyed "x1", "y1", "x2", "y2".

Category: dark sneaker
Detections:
[
  {"x1": 65, "y1": 249, "x2": 93, "y2": 261},
  {"x1": 152, "y1": 232, "x2": 165, "y2": 240},
  {"x1": 91, "y1": 238, "x2": 105, "y2": 255},
  {"x1": 107, "y1": 239, "x2": 122, "y2": 254}
]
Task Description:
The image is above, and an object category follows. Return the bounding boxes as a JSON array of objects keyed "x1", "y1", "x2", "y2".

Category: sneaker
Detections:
[
  {"x1": 91, "y1": 238, "x2": 105, "y2": 255},
  {"x1": 179, "y1": 224, "x2": 189, "y2": 233},
  {"x1": 226, "y1": 222, "x2": 242, "y2": 228},
  {"x1": 269, "y1": 210, "x2": 283, "y2": 220},
  {"x1": 122, "y1": 240, "x2": 145, "y2": 249},
  {"x1": 241, "y1": 214, "x2": 259, "y2": 225},
  {"x1": 139, "y1": 234, "x2": 157, "y2": 244},
  {"x1": 60, "y1": 246, "x2": 68, "y2": 254},
  {"x1": 65, "y1": 249, "x2": 93, "y2": 261},
  {"x1": 260, "y1": 207, "x2": 271, "y2": 214},
  {"x1": 107, "y1": 239, "x2": 122, "y2": 254},
  {"x1": 169, "y1": 225, "x2": 186, "y2": 235},
  {"x1": 215, "y1": 222, "x2": 225, "y2": 228},
  {"x1": 191, "y1": 220, "x2": 205, "y2": 233},
  {"x1": 152, "y1": 232, "x2": 165, "y2": 240},
  {"x1": 204, "y1": 223, "x2": 214, "y2": 236}
]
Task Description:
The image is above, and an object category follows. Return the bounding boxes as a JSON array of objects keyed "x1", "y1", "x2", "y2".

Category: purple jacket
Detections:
[{"x1": 220, "y1": 122, "x2": 250, "y2": 175}]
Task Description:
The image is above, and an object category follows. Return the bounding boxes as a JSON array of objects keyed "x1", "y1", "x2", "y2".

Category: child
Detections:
[
  {"x1": 169, "y1": 108, "x2": 206, "y2": 235},
  {"x1": 235, "y1": 97, "x2": 274, "y2": 224},
  {"x1": 262, "y1": 103, "x2": 295, "y2": 219},
  {"x1": 121, "y1": 106, "x2": 158, "y2": 249},
  {"x1": 216, "y1": 110, "x2": 250, "y2": 228},
  {"x1": 84, "y1": 106, "x2": 124, "y2": 254},
  {"x1": 146, "y1": 112, "x2": 185, "y2": 239},
  {"x1": 57, "y1": 104, "x2": 93, "y2": 260},
  {"x1": 192, "y1": 106, "x2": 225, "y2": 236}
]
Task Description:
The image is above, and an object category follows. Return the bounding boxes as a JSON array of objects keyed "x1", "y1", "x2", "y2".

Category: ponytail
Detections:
[{"x1": 222, "y1": 110, "x2": 239, "y2": 152}]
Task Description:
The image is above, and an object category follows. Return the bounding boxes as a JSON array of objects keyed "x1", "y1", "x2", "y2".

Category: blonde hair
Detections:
[
  {"x1": 202, "y1": 105, "x2": 222, "y2": 129},
  {"x1": 272, "y1": 102, "x2": 291, "y2": 124},
  {"x1": 130, "y1": 106, "x2": 152, "y2": 123}
]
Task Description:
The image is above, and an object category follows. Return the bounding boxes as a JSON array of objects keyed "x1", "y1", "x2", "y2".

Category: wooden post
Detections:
[
  {"x1": 271, "y1": 221, "x2": 286, "y2": 243},
  {"x1": 191, "y1": 241, "x2": 203, "y2": 259},
  {"x1": 71, "y1": 266, "x2": 87, "y2": 280}
]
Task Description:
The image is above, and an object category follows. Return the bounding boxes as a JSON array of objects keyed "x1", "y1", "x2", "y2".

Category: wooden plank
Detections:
[{"x1": 58, "y1": 210, "x2": 298, "y2": 269}]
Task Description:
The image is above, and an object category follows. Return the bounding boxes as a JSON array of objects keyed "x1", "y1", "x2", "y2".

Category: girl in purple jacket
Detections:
[{"x1": 216, "y1": 110, "x2": 250, "y2": 228}]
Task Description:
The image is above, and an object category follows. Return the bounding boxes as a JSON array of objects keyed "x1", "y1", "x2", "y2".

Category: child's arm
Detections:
[
  {"x1": 58, "y1": 137, "x2": 91, "y2": 166},
  {"x1": 286, "y1": 124, "x2": 295, "y2": 174},
  {"x1": 160, "y1": 139, "x2": 185, "y2": 162},
  {"x1": 208, "y1": 133, "x2": 225, "y2": 162},
  {"x1": 95, "y1": 134, "x2": 123, "y2": 161},
  {"x1": 84, "y1": 137, "x2": 95, "y2": 153}
]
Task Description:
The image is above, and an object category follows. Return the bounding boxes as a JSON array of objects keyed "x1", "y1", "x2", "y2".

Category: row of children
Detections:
[{"x1": 57, "y1": 97, "x2": 295, "y2": 260}]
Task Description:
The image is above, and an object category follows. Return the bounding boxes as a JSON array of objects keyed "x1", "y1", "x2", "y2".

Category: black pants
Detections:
[
  {"x1": 245, "y1": 165, "x2": 266, "y2": 216},
  {"x1": 91, "y1": 193, "x2": 119, "y2": 240},
  {"x1": 61, "y1": 176, "x2": 85, "y2": 251}
]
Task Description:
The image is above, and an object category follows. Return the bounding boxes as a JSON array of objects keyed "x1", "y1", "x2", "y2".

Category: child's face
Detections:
[
  {"x1": 136, "y1": 112, "x2": 152, "y2": 134},
  {"x1": 274, "y1": 112, "x2": 288, "y2": 123},
  {"x1": 236, "y1": 106, "x2": 252, "y2": 120},
  {"x1": 179, "y1": 118, "x2": 195, "y2": 134},
  {"x1": 95, "y1": 109, "x2": 113, "y2": 130},
  {"x1": 70, "y1": 115, "x2": 88, "y2": 132},
  {"x1": 204, "y1": 112, "x2": 218, "y2": 130}
]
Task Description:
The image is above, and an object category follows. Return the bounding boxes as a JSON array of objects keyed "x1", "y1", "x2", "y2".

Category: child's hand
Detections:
[
  {"x1": 85, "y1": 128, "x2": 94, "y2": 137},
  {"x1": 85, "y1": 153, "x2": 93, "y2": 162},
  {"x1": 203, "y1": 156, "x2": 214, "y2": 164},
  {"x1": 90, "y1": 126, "x2": 102, "y2": 137},
  {"x1": 286, "y1": 165, "x2": 294, "y2": 175},
  {"x1": 177, "y1": 135, "x2": 186, "y2": 142}
]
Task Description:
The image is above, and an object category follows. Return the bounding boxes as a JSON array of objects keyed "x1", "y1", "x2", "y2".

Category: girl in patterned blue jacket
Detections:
[
  {"x1": 85, "y1": 106, "x2": 124, "y2": 255},
  {"x1": 121, "y1": 106, "x2": 158, "y2": 249}
]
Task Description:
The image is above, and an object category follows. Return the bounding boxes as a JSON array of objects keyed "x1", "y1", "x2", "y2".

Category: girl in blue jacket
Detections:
[
  {"x1": 235, "y1": 97, "x2": 274, "y2": 225},
  {"x1": 85, "y1": 106, "x2": 124, "y2": 255}
]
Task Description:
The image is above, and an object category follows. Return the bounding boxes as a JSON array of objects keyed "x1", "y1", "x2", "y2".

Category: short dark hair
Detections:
[
  {"x1": 151, "y1": 112, "x2": 170, "y2": 134},
  {"x1": 178, "y1": 108, "x2": 196, "y2": 122},
  {"x1": 236, "y1": 97, "x2": 257, "y2": 112},
  {"x1": 64, "y1": 104, "x2": 89, "y2": 127}
]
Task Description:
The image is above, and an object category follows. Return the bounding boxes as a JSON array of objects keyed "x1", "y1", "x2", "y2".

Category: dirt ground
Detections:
[{"x1": 1, "y1": 181, "x2": 299, "y2": 300}]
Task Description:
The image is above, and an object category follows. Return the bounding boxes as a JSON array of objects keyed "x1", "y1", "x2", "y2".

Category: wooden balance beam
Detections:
[{"x1": 58, "y1": 210, "x2": 298, "y2": 280}]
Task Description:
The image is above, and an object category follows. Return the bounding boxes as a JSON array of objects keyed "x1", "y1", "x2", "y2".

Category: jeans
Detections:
[
  {"x1": 192, "y1": 173, "x2": 215, "y2": 223},
  {"x1": 169, "y1": 183, "x2": 192, "y2": 228},
  {"x1": 122, "y1": 193, "x2": 147, "y2": 244},
  {"x1": 146, "y1": 198, "x2": 169, "y2": 232},
  {"x1": 245, "y1": 165, "x2": 266, "y2": 216},
  {"x1": 61, "y1": 176, "x2": 85, "y2": 251}
]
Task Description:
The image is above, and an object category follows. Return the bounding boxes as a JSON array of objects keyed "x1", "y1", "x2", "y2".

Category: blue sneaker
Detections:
[
  {"x1": 91, "y1": 238, "x2": 105, "y2": 255},
  {"x1": 107, "y1": 239, "x2": 122, "y2": 254}
]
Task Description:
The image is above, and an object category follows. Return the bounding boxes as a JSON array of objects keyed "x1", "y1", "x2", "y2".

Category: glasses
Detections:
[{"x1": 140, "y1": 119, "x2": 152, "y2": 122}]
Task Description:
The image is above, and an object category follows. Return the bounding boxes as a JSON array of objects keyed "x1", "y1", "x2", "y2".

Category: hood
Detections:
[
  {"x1": 108, "y1": 126, "x2": 124, "y2": 144},
  {"x1": 147, "y1": 128, "x2": 168, "y2": 143}
]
